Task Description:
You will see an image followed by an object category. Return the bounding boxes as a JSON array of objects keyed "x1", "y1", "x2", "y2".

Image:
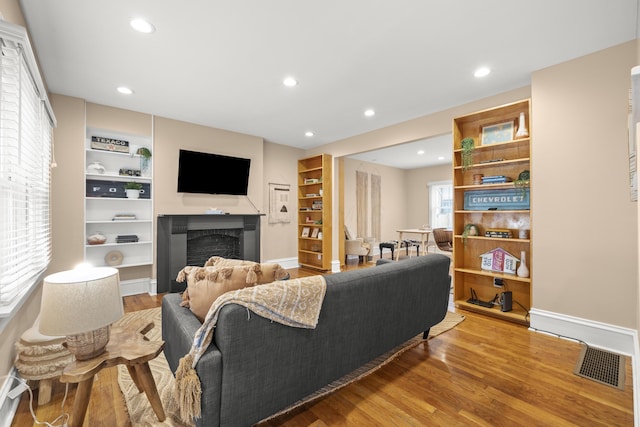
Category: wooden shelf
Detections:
[
  {"x1": 452, "y1": 99, "x2": 532, "y2": 325},
  {"x1": 454, "y1": 267, "x2": 531, "y2": 283},
  {"x1": 454, "y1": 300, "x2": 529, "y2": 325},
  {"x1": 298, "y1": 154, "x2": 332, "y2": 271}
]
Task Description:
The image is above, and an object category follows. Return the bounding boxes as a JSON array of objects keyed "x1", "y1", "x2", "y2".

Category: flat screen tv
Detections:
[{"x1": 177, "y1": 149, "x2": 251, "y2": 195}]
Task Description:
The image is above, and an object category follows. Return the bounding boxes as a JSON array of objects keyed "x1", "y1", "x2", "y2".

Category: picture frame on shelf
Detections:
[
  {"x1": 481, "y1": 121, "x2": 514, "y2": 145},
  {"x1": 301, "y1": 227, "x2": 310, "y2": 237},
  {"x1": 311, "y1": 228, "x2": 319, "y2": 238}
]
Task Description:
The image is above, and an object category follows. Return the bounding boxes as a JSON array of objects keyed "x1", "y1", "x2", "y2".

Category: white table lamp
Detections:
[{"x1": 39, "y1": 267, "x2": 123, "y2": 360}]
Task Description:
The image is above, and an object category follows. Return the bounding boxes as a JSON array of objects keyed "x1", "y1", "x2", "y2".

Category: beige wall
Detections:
[
  {"x1": 153, "y1": 117, "x2": 264, "y2": 218},
  {"x1": 262, "y1": 141, "x2": 305, "y2": 260},
  {"x1": 405, "y1": 164, "x2": 452, "y2": 228},
  {"x1": 343, "y1": 158, "x2": 407, "y2": 243},
  {"x1": 531, "y1": 41, "x2": 638, "y2": 328},
  {"x1": 311, "y1": 87, "x2": 531, "y2": 266}
]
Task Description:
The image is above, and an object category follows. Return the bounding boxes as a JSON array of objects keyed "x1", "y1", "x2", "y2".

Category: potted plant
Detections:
[
  {"x1": 514, "y1": 169, "x2": 530, "y2": 198},
  {"x1": 124, "y1": 182, "x2": 143, "y2": 199},
  {"x1": 461, "y1": 137, "x2": 475, "y2": 172},
  {"x1": 461, "y1": 223, "x2": 479, "y2": 246},
  {"x1": 136, "y1": 147, "x2": 152, "y2": 175}
]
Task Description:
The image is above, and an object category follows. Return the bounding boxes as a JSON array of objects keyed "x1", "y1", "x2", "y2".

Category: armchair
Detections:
[
  {"x1": 344, "y1": 226, "x2": 370, "y2": 264},
  {"x1": 345, "y1": 238, "x2": 370, "y2": 263}
]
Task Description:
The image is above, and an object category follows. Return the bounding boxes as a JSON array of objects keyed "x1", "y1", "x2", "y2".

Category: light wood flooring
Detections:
[{"x1": 11, "y1": 253, "x2": 634, "y2": 426}]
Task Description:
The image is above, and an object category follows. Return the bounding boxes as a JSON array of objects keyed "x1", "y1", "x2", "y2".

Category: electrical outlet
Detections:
[{"x1": 493, "y1": 278, "x2": 504, "y2": 287}]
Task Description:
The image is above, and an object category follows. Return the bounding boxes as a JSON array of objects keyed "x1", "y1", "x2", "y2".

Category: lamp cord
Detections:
[{"x1": 2, "y1": 374, "x2": 69, "y2": 426}]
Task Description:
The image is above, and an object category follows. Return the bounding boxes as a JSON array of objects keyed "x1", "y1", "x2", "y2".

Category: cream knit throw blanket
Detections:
[{"x1": 174, "y1": 275, "x2": 327, "y2": 422}]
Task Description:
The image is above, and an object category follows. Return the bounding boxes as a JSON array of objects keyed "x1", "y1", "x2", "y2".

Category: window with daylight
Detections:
[
  {"x1": 429, "y1": 181, "x2": 453, "y2": 229},
  {"x1": 0, "y1": 21, "x2": 56, "y2": 318}
]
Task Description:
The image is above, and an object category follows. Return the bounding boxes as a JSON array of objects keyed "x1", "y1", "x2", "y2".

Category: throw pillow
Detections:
[
  {"x1": 176, "y1": 265, "x2": 257, "y2": 322},
  {"x1": 176, "y1": 263, "x2": 290, "y2": 322},
  {"x1": 203, "y1": 256, "x2": 257, "y2": 268}
]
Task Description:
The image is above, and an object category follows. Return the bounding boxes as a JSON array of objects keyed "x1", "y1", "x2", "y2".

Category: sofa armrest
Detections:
[{"x1": 162, "y1": 293, "x2": 223, "y2": 427}]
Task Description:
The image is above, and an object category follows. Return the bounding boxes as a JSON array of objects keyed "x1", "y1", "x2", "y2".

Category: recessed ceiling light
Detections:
[
  {"x1": 474, "y1": 67, "x2": 491, "y2": 78},
  {"x1": 305, "y1": 131, "x2": 314, "y2": 137},
  {"x1": 130, "y1": 18, "x2": 155, "y2": 34},
  {"x1": 417, "y1": 150, "x2": 425, "y2": 155},
  {"x1": 438, "y1": 156, "x2": 445, "y2": 160},
  {"x1": 283, "y1": 77, "x2": 298, "y2": 87},
  {"x1": 117, "y1": 86, "x2": 133, "y2": 95},
  {"x1": 364, "y1": 109, "x2": 375, "y2": 117}
]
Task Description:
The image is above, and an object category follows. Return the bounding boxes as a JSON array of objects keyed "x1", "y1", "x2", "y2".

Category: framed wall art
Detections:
[{"x1": 481, "y1": 121, "x2": 514, "y2": 145}]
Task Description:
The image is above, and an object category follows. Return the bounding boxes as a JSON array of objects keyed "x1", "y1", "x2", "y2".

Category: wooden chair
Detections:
[{"x1": 432, "y1": 228, "x2": 453, "y2": 252}]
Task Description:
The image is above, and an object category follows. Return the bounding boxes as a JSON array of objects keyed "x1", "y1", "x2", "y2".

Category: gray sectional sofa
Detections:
[{"x1": 162, "y1": 253, "x2": 451, "y2": 427}]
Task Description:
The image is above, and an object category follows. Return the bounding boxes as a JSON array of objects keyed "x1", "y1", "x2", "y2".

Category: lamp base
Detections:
[{"x1": 66, "y1": 325, "x2": 111, "y2": 360}]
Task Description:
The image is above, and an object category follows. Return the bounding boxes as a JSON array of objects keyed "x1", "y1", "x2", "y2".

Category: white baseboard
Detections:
[
  {"x1": 264, "y1": 257, "x2": 299, "y2": 270},
  {"x1": 529, "y1": 308, "x2": 637, "y2": 355},
  {"x1": 0, "y1": 367, "x2": 22, "y2": 427},
  {"x1": 120, "y1": 277, "x2": 152, "y2": 297},
  {"x1": 530, "y1": 308, "x2": 639, "y2": 427},
  {"x1": 265, "y1": 257, "x2": 340, "y2": 273}
]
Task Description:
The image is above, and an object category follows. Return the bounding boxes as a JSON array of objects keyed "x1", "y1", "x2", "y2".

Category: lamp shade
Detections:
[{"x1": 39, "y1": 267, "x2": 123, "y2": 336}]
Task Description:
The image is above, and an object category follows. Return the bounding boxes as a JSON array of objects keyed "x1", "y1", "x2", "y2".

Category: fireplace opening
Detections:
[{"x1": 187, "y1": 228, "x2": 242, "y2": 266}]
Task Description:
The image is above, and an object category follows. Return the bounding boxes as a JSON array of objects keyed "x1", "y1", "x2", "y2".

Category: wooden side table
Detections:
[{"x1": 60, "y1": 318, "x2": 166, "y2": 427}]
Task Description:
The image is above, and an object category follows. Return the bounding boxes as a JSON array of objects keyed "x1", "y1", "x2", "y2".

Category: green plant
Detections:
[
  {"x1": 136, "y1": 147, "x2": 152, "y2": 171},
  {"x1": 125, "y1": 182, "x2": 143, "y2": 190},
  {"x1": 514, "y1": 169, "x2": 530, "y2": 197},
  {"x1": 461, "y1": 224, "x2": 479, "y2": 246},
  {"x1": 461, "y1": 138, "x2": 475, "y2": 172}
]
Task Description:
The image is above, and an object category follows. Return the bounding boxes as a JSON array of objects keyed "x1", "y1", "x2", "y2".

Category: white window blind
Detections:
[{"x1": 0, "y1": 21, "x2": 55, "y2": 316}]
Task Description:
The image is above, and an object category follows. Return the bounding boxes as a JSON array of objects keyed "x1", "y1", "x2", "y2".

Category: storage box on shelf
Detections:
[
  {"x1": 84, "y1": 127, "x2": 153, "y2": 269},
  {"x1": 298, "y1": 154, "x2": 332, "y2": 270},
  {"x1": 452, "y1": 99, "x2": 531, "y2": 325}
]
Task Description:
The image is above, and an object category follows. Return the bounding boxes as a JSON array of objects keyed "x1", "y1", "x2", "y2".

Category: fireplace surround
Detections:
[{"x1": 157, "y1": 214, "x2": 263, "y2": 293}]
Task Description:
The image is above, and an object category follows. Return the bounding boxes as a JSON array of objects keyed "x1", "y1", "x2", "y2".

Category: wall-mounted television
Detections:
[{"x1": 177, "y1": 149, "x2": 251, "y2": 195}]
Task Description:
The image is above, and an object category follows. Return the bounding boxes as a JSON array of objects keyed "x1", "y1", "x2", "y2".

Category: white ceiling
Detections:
[{"x1": 18, "y1": 0, "x2": 639, "y2": 169}]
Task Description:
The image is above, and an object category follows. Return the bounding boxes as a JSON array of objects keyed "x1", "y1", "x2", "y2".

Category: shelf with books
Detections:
[
  {"x1": 452, "y1": 99, "x2": 532, "y2": 325},
  {"x1": 85, "y1": 126, "x2": 153, "y2": 269},
  {"x1": 297, "y1": 154, "x2": 332, "y2": 270}
]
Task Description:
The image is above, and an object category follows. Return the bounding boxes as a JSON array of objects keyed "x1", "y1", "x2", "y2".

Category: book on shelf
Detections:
[
  {"x1": 484, "y1": 229, "x2": 513, "y2": 238},
  {"x1": 481, "y1": 175, "x2": 513, "y2": 184},
  {"x1": 116, "y1": 234, "x2": 139, "y2": 243},
  {"x1": 112, "y1": 213, "x2": 137, "y2": 221}
]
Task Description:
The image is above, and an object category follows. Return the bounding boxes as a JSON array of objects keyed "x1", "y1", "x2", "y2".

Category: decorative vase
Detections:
[
  {"x1": 125, "y1": 189, "x2": 140, "y2": 199},
  {"x1": 515, "y1": 112, "x2": 529, "y2": 138},
  {"x1": 517, "y1": 250, "x2": 529, "y2": 278},
  {"x1": 86, "y1": 161, "x2": 105, "y2": 174}
]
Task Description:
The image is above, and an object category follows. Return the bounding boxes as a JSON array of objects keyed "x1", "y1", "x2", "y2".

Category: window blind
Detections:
[{"x1": 0, "y1": 21, "x2": 55, "y2": 316}]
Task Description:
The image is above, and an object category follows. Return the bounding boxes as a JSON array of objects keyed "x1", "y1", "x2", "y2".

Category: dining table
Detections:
[{"x1": 396, "y1": 228, "x2": 433, "y2": 259}]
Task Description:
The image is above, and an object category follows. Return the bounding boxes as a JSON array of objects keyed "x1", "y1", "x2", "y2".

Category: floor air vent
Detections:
[{"x1": 574, "y1": 345, "x2": 626, "y2": 390}]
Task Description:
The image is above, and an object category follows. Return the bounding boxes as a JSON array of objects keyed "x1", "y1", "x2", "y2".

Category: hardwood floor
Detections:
[{"x1": 11, "y1": 255, "x2": 634, "y2": 426}]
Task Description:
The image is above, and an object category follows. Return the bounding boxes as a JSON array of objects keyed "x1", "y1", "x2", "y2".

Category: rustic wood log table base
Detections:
[{"x1": 59, "y1": 319, "x2": 166, "y2": 427}]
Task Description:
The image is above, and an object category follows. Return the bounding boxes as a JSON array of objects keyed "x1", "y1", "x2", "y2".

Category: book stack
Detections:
[
  {"x1": 481, "y1": 175, "x2": 512, "y2": 184},
  {"x1": 484, "y1": 229, "x2": 513, "y2": 238},
  {"x1": 112, "y1": 213, "x2": 137, "y2": 221},
  {"x1": 116, "y1": 234, "x2": 139, "y2": 243}
]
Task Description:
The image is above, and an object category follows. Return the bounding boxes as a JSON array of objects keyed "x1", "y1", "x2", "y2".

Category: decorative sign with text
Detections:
[
  {"x1": 464, "y1": 188, "x2": 530, "y2": 211},
  {"x1": 91, "y1": 135, "x2": 130, "y2": 153}
]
